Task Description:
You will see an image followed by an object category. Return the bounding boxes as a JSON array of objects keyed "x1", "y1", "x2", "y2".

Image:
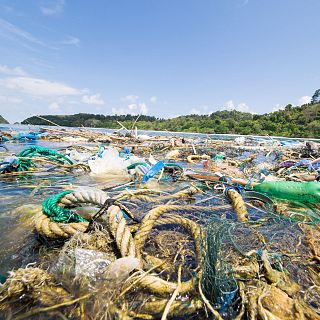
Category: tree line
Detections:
[{"x1": 21, "y1": 102, "x2": 320, "y2": 138}]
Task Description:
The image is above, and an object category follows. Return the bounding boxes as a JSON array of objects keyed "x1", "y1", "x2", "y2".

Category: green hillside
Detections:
[
  {"x1": 0, "y1": 115, "x2": 9, "y2": 124},
  {"x1": 22, "y1": 103, "x2": 320, "y2": 138}
]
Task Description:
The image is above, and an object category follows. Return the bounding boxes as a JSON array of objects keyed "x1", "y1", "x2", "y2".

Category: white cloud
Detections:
[
  {"x1": 150, "y1": 96, "x2": 157, "y2": 103},
  {"x1": 0, "y1": 66, "x2": 107, "y2": 121},
  {"x1": 0, "y1": 65, "x2": 26, "y2": 76},
  {"x1": 272, "y1": 104, "x2": 285, "y2": 112},
  {"x1": 139, "y1": 103, "x2": 148, "y2": 115},
  {"x1": 224, "y1": 100, "x2": 251, "y2": 112},
  {"x1": 190, "y1": 105, "x2": 212, "y2": 115},
  {"x1": 60, "y1": 35, "x2": 80, "y2": 47},
  {"x1": 224, "y1": 100, "x2": 235, "y2": 110},
  {"x1": 112, "y1": 103, "x2": 148, "y2": 115},
  {"x1": 237, "y1": 102, "x2": 250, "y2": 112},
  {"x1": 298, "y1": 95, "x2": 311, "y2": 105},
  {"x1": 5, "y1": 76, "x2": 83, "y2": 96},
  {"x1": 48, "y1": 102, "x2": 61, "y2": 112},
  {"x1": 0, "y1": 18, "x2": 53, "y2": 49},
  {"x1": 81, "y1": 94, "x2": 105, "y2": 105},
  {"x1": 122, "y1": 95, "x2": 139, "y2": 103},
  {"x1": 0, "y1": 95, "x2": 22, "y2": 103},
  {"x1": 112, "y1": 107, "x2": 127, "y2": 115},
  {"x1": 40, "y1": 0, "x2": 65, "y2": 16}
]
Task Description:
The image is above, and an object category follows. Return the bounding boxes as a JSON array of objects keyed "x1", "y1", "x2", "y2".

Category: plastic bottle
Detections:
[{"x1": 252, "y1": 181, "x2": 320, "y2": 204}]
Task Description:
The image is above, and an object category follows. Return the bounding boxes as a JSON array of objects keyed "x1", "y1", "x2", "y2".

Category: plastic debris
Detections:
[
  {"x1": 1, "y1": 124, "x2": 320, "y2": 320},
  {"x1": 88, "y1": 147, "x2": 127, "y2": 175},
  {"x1": 103, "y1": 257, "x2": 140, "y2": 282}
]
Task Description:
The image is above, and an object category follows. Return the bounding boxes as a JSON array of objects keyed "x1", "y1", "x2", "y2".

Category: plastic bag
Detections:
[
  {"x1": 74, "y1": 248, "x2": 112, "y2": 278},
  {"x1": 103, "y1": 257, "x2": 140, "y2": 282},
  {"x1": 66, "y1": 149, "x2": 92, "y2": 163},
  {"x1": 88, "y1": 147, "x2": 127, "y2": 175}
]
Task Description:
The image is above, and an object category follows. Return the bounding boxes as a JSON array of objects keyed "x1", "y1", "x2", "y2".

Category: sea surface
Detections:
[{"x1": 0, "y1": 123, "x2": 318, "y2": 277}]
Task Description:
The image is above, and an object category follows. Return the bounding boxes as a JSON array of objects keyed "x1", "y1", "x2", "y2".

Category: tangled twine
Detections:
[
  {"x1": 28, "y1": 187, "x2": 252, "y2": 317},
  {"x1": 227, "y1": 188, "x2": 249, "y2": 222},
  {"x1": 0, "y1": 267, "x2": 78, "y2": 318},
  {"x1": 18, "y1": 146, "x2": 73, "y2": 165}
]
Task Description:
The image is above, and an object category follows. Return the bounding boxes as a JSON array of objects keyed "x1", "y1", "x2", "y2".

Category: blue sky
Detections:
[{"x1": 0, "y1": 0, "x2": 319, "y2": 122}]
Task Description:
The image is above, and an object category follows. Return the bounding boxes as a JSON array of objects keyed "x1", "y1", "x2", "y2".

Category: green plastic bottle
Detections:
[{"x1": 252, "y1": 181, "x2": 320, "y2": 204}]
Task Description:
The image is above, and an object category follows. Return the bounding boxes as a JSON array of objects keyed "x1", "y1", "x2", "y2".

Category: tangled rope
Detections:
[
  {"x1": 114, "y1": 186, "x2": 201, "y2": 204},
  {"x1": 0, "y1": 267, "x2": 78, "y2": 318},
  {"x1": 187, "y1": 154, "x2": 210, "y2": 164},
  {"x1": 227, "y1": 188, "x2": 249, "y2": 222},
  {"x1": 18, "y1": 146, "x2": 73, "y2": 165},
  {"x1": 35, "y1": 188, "x2": 110, "y2": 238},
  {"x1": 34, "y1": 190, "x2": 206, "y2": 297},
  {"x1": 30, "y1": 187, "x2": 257, "y2": 317},
  {"x1": 0, "y1": 156, "x2": 34, "y2": 173},
  {"x1": 42, "y1": 190, "x2": 87, "y2": 223}
]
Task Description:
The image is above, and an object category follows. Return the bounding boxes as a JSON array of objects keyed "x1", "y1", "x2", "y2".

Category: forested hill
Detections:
[
  {"x1": 0, "y1": 115, "x2": 9, "y2": 124},
  {"x1": 22, "y1": 103, "x2": 320, "y2": 138}
]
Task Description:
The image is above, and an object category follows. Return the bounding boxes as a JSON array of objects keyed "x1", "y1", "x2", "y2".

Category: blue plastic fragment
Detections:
[
  {"x1": 141, "y1": 161, "x2": 165, "y2": 183},
  {"x1": 0, "y1": 274, "x2": 6, "y2": 284},
  {"x1": 123, "y1": 146, "x2": 131, "y2": 154},
  {"x1": 0, "y1": 136, "x2": 9, "y2": 142},
  {"x1": 97, "y1": 145, "x2": 105, "y2": 158},
  {"x1": 260, "y1": 168, "x2": 270, "y2": 176},
  {"x1": 218, "y1": 286, "x2": 238, "y2": 312}
]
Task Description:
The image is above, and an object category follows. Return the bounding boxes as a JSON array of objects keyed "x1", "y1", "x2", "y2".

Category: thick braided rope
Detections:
[
  {"x1": 155, "y1": 214, "x2": 202, "y2": 257},
  {"x1": 156, "y1": 186, "x2": 200, "y2": 202},
  {"x1": 124, "y1": 194, "x2": 155, "y2": 202},
  {"x1": 34, "y1": 211, "x2": 88, "y2": 238},
  {"x1": 35, "y1": 205, "x2": 135, "y2": 244},
  {"x1": 107, "y1": 205, "x2": 136, "y2": 257},
  {"x1": 134, "y1": 204, "x2": 227, "y2": 254},
  {"x1": 35, "y1": 189, "x2": 137, "y2": 249},
  {"x1": 34, "y1": 193, "x2": 206, "y2": 296},
  {"x1": 102, "y1": 205, "x2": 197, "y2": 294},
  {"x1": 142, "y1": 214, "x2": 202, "y2": 272},
  {"x1": 59, "y1": 189, "x2": 109, "y2": 206},
  {"x1": 35, "y1": 189, "x2": 109, "y2": 238},
  {"x1": 133, "y1": 205, "x2": 206, "y2": 295},
  {"x1": 135, "y1": 298, "x2": 203, "y2": 317},
  {"x1": 116, "y1": 186, "x2": 200, "y2": 203},
  {"x1": 42, "y1": 189, "x2": 110, "y2": 223},
  {"x1": 227, "y1": 189, "x2": 249, "y2": 222},
  {"x1": 100, "y1": 203, "x2": 205, "y2": 295},
  {"x1": 114, "y1": 189, "x2": 161, "y2": 201}
]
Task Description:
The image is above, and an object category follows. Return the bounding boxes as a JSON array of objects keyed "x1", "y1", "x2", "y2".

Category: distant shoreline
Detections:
[{"x1": 1, "y1": 123, "x2": 320, "y2": 142}]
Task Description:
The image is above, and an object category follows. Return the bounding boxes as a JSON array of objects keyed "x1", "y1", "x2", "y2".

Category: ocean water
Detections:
[{"x1": 0, "y1": 135, "x2": 126, "y2": 276}]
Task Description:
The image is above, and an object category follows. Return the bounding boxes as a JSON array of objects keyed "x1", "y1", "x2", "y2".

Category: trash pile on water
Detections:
[{"x1": 0, "y1": 126, "x2": 320, "y2": 319}]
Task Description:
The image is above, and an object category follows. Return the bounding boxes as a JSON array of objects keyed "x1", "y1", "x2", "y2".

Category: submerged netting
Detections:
[
  {"x1": 1, "y1": 141, "x2": 320, "y2": 319},
  {"x1": 201, "y1": 219, "x2": 238, "y2": 314}
]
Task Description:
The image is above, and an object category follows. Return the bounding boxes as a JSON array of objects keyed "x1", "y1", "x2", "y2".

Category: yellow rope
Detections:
[
  {"x1": 187, "y1": 154, "x2": 210, "y2": 164},
  {"x1": 227, "y1": 189, "x2": 249, "y2": 222}
]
